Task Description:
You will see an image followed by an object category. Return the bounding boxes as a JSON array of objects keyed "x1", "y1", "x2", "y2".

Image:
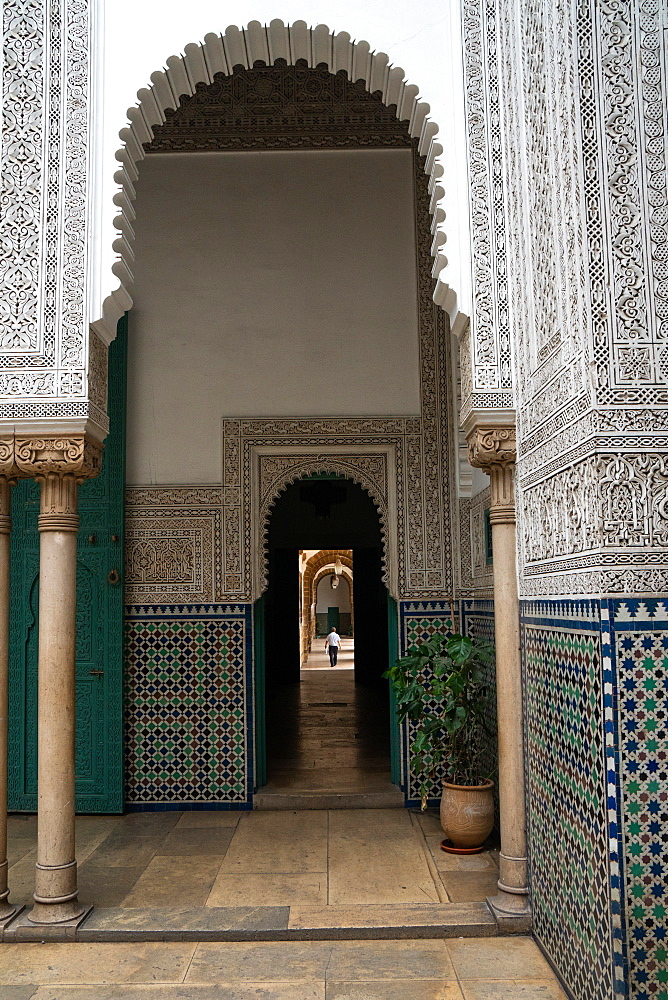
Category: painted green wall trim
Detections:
[
  {"x1": 253, "y1": 594, "x2": 266, "y2": 790},
  {"x1": 387, "y1": 593, "x2": 401, "y2": 787}
]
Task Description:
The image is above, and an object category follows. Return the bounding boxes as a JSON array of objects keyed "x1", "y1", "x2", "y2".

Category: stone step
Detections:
[
  {"x1": 254, "y1": 788, "x2": 405, "y2": 810},
  {"x1": 2, "y1": 902, "x2": 498, "y2": 943}
]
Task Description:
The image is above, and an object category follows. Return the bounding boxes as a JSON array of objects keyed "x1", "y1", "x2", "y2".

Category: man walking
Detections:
[{"x1": 325, "y1": 626, "x2": 342, "y2": 667}]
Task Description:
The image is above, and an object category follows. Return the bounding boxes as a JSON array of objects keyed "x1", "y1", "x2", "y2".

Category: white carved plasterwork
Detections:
[
  {"x1": 459, "y1": 0, "x2": 668, "y2": 600},
  {"x1": 459, "y1": 0, "x2": 513, "y2": 420},
  {"x1": 519, "y1": 450, "x2": 668, "y2": 596},
  {"x1": 597, "y1": 3, "x2": 668, "y2": 402},
  {"x1": 459, "y1": 487, "x2": 494, "y2": 597},
  {"x1": 124, "y1": 488, "x2": 222, "y2": 604},
  {"x1": 0, "y1": 0, "x2": 99, "y2": 423}
]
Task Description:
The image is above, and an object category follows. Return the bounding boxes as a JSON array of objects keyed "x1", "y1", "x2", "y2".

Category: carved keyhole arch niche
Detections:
[{"x1": 257, "y1": 455, "x2": 393, "y2": 602}]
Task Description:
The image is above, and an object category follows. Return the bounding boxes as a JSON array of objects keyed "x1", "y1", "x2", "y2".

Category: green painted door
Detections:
[
  {"x1": 253, "y1": 594, "x2": 266, "y2": 790},
  {"x1": 327, "y1": 607, "x2": 340, "y2": 632},
  {"x1": 8, "y1": 317, "x2": 128, "y2": 813},
  {"x1": 387, "y1": 593, "x2": 401, "y2": 787}
]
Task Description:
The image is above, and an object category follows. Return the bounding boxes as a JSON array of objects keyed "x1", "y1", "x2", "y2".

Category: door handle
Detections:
[
  {"x1": 89, "y1": 670, "x2": 104, "y2": 677},
  {"x1": 107, "y1": 568, "x2": 120, "y2": 585}
]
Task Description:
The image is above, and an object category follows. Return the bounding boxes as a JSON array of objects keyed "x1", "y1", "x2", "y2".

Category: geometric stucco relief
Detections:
[
  {"x1": 458, "y1": 486, "x2": 493, "y2": 598},
  {"x1": 124, "y1": 487, "x2": 222, "y2": 604}
]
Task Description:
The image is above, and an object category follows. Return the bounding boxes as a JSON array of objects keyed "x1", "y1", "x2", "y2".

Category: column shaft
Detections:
[
  {"x1": 489, "y1": 507, "x2": 527, "y2": 894},
  {"x1": 467, "y1": 425, "x2": 529, "y2": 916},
  {"x1": 29, "y1": 473, "x2": 84, "y2": 924}
]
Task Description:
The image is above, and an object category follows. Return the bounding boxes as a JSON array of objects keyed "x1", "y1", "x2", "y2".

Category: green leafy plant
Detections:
[{"x1": 384, "y1": 631, "x2": 496, "y2": 806}]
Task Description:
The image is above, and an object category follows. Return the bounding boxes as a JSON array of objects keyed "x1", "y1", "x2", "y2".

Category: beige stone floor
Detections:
[
  {"x1": 0, "y1": 936, "x2": 568, "y2": 998},
  {"x1": 7, "y1": 807, "x2": 500, "y2": 909}
]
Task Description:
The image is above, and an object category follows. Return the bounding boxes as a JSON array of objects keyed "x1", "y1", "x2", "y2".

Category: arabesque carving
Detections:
[{"x1": 14, "y1": 436, "x2": 102, "y2": 480}]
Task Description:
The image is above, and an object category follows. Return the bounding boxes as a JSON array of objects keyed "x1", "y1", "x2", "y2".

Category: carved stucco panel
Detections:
[{"x1": 0, "y1": 0, "x2": 91, "y2": 415}]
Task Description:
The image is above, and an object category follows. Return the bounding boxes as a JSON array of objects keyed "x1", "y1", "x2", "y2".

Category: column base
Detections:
[
  {"x1": 27, "y1": 899, "x2": 86, "y2": 925},
  {"x1": 0, "y1": 901, "x2": 20, "y2": 925},
  {"x1": 7, "y1": 905, "x2": 91, "y2": 941},
  {"x1": 487, "y1": 892, "x2": 532, "y2": 934}
]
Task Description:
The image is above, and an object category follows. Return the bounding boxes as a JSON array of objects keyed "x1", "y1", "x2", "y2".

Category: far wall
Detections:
[
  {"x1": 127, "y1": 148, "x2": 420, "y2": 484},
  {"x1": 316, "y1": 575, "x2": 351, "y2": 613}
]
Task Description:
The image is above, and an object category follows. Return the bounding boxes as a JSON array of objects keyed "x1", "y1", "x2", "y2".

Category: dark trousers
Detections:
[{"x1": 328, "y1": 645, "x2": 338, "y2": 666}]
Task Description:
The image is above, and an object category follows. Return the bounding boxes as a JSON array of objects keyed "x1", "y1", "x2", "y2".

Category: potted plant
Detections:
[{"x1": 385, "y1": 630, "x2": 496, "y2": 851}]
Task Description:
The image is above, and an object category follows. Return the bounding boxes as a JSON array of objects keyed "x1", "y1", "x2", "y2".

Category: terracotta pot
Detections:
[{"x1": 440, "y1": 778, "x2": 495, "y2": 849}]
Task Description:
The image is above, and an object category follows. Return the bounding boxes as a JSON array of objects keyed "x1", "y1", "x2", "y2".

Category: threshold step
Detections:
[
  {"x1": 2, "y1": 902, "x2": 498, "y2": 943},
  {"x1": 254, "y1": 788, "x2": 405, "y2": 810}
]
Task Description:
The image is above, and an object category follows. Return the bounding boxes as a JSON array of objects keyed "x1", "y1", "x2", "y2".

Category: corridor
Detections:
[{"x1": 263, "y1": 642, "x2": 397, "y2": 800}]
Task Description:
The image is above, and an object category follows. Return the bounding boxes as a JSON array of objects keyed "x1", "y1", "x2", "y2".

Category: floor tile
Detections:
[
  {"x1": 219, "y1": 811, "x2": 328, "y2": 875},
  {"x1": 439, "y1": 870, "x2": 499, "y2": 903},
  {"x1": 414, "y1": 810, "x2": 444, "y2": 836},
  {"x1": 186, "y1": 941, "x2": 334, "y2": 982},
  {"x1": 328, "y1": 810, "x2": 440, "y2": 905},
  {"x1": 155, "y1": 827, "x2": 235, "y2": 857},
  {"x1": 326, "y1": 983, "x2": 463, "y2": 1000},
  {"x1": 77, "y1": 863, "x2": 144, "y2": 908},
  {"x1": 0, "y1": 988, "x2": 39, "y2": 1000},
  {"x1": 8, "y1": 859, "x2": 38, "y2": 906},
  {"x1": 120, "y1": 856, "x2": 224, "y2": 907},
  {"x1": 207, "y1": 872, "x2": 327, "y2": 907},
  {"x1": 288, "y1": 903, "x2": 495, "y2": 933},
  {"x1": 460, "y1": 982, "x2": 567, "y2": 999},
  {"x1": 325, "y1": 941, "x2": 456, "y2": 981},
  {"x1": 447, "y1": 940, "x2": 555, "y2": 980},
  {"x1": 115, "y1": 814, "x2": 181, "y2": 837},
  {"x1": 85, "y1": 835, "x2": 162, "y2": 869},
  {"x1": 0, "y1": 943, "x2": 196, "y2": 985},
  {"x1": 75, "y1": 818, "x2": 126, "y2": 864},
  {"x1": 175, "y1": 812, "x2": 244, "y2": 829}
]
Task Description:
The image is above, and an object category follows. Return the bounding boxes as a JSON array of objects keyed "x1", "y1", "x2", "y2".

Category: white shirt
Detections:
[{"x1": 326, "y1": 631, "x2": 341, "y2": 647}]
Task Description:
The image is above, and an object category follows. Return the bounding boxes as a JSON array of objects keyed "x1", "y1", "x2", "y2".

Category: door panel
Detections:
[{"x1": 8, "y1": 316, "x2": 127, "y2": 813}]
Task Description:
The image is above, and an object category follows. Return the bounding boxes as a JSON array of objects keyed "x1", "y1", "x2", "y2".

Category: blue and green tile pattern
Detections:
[
  {"x1": 521, "y1": 603, "x2": 613, "y2": 1000},
  {"x1": 124, "y1": 604, "x2": 252, "y2": 807},
  {"x1": 611, "y1": 600, "x2": 668, "y2": 1000}
]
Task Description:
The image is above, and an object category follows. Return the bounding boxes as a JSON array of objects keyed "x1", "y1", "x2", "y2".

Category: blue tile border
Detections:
[{"x1": 125, "y1": 801, "x2": 253, "y2": 812}]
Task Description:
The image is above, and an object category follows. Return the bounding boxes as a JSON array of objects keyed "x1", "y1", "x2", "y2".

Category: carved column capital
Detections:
[
  {"x1": 14, "y1": 435, "x2": 103, "y2": 481},
  {"x1": 466, "y1": 425, "x2": 517, "y2": 525},
  {"x1": 466, "y1": 426, "x2": 517, "y2": 471}
]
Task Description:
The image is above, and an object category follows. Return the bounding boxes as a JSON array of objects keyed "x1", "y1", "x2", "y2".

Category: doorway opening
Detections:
[{"x1": 255, "y1": 475, "x2": 401, "y2": 805}]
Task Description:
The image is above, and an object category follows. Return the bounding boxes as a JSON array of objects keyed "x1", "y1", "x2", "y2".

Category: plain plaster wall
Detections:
[
  {"x1": 316, "y1": 575, "x2": 351, "y2": 613},
  {"x1": 126, "y1": 148, "x2": 420, "y2": 484}
]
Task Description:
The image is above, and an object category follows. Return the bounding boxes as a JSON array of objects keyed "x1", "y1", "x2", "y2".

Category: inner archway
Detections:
[{"x1": 256, "y1": 475, "x2": 400, "y2": 805}]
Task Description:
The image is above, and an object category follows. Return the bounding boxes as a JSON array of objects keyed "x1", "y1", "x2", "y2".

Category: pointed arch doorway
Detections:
[{"x1": 255, "y1": 474, "x2": 402, "y2": 805}]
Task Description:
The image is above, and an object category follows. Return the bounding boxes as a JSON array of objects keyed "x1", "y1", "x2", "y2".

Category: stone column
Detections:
[
  {"x1": 0, "y1": 458, "x2": 18, "y2": 921},
  {"x1": 15, "y1": 436, "x2": 102, "y2": 924},
  {"x1": 467, "y1": 425, "x2": 529, "y2": 921}
]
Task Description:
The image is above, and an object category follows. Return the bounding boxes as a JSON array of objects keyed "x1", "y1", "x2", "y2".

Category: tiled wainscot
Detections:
[{"x1": 124, "y1": 604, "x2": 253, "y2": 809}]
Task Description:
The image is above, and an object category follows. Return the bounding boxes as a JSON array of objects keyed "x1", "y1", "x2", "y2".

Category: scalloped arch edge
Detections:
[
  {"x1": 94, "y1": 19, "x2": 456, "y2": 343},
  {"x1": 256, "y1": 460, "x2": 392, "y2": 602}
]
